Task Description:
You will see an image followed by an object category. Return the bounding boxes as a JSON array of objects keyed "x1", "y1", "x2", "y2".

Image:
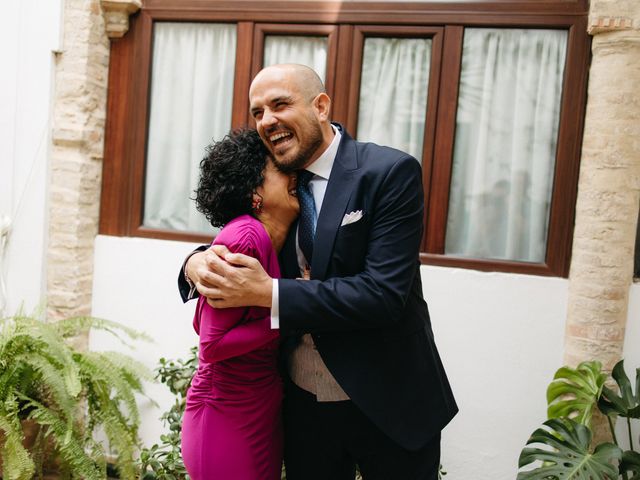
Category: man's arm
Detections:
[
  {"x1": 278, "y1": 155, "x2": 424, "y2": 333},
  {"x1": 191, "y1": 155, "x2": 424, "y2": 333}
]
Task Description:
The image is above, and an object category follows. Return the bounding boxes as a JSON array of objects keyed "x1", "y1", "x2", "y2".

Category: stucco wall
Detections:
[
  {"x1": 91, "y1": 235, "x2": 571, "y2": 479},
  {"x1": 0, "y1": 0, "x2": 62, "y2": 315}
]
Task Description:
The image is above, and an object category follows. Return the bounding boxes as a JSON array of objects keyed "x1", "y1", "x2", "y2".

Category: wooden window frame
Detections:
[{"x1": 100, "y1": 0, "x2": 590, "y2": 276}]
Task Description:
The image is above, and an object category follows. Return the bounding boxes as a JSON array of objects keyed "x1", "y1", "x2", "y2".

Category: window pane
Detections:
[
  {"x1": 263, "y1": 36, "x2": 328, "y2": 82},
  {"x1": 445, "y1": 28, "x2": 568, "y2": 263},
  {"x1": 143, "y1": 23, "x2": 237, "y2": 233},
  {"x1": 357, "y1": 37, "x2": 431, "y2": 161}
]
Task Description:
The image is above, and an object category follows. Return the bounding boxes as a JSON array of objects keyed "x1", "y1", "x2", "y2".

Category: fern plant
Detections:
[{"x1": 0, "y1": 312, "x2": 152, "y2": 480}]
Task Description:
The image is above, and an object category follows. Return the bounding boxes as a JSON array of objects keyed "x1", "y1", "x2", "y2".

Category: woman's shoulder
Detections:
[{"x1": 213, "y1": 215, "x2": 271, "y2": 256}]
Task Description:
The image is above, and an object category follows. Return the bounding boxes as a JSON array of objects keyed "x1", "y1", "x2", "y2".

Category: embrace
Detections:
[{"x1": 178, "y1": 64, "x2": 458, "y2": 480}]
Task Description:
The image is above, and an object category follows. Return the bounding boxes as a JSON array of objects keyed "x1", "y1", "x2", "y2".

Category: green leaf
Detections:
[
  {"x1": 547, "y1": 361, "x2": 606, "y2": 426},
  {"x1": 598, "y1": 360, "x2": 640, "y2": 419},
  {"x1": 517, "y1": 418, "x2": 621, "y2": 479},
  {"x1": 620, "y1": 450, "x2": 640, "y2": 480}
]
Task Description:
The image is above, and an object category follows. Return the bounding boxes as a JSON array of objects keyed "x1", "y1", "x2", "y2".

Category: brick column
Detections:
[
  {"x1": 46, "y1": 0, "x2": 139, "y2": 324},
  {"x1": 564, "y1": 1, "x2": 640, "y2": 370}
]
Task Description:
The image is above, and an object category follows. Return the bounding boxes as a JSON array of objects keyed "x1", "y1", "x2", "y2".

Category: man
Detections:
[{"x1": 179, "y1": 64, "x2": 457, "y2": 480}]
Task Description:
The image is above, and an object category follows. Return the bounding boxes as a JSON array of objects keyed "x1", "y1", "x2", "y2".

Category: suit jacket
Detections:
[
  {"x1": 277, "y1": 125, "x2": 457, "y2": 450},
  {"x1": 179, "y1": 125, "x2": 457, "y2": 451}
]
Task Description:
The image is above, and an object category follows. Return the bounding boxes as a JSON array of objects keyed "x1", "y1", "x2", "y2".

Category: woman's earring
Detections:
[{"x1": 252, "y1": 192, "x2": 263, "y2": 214}]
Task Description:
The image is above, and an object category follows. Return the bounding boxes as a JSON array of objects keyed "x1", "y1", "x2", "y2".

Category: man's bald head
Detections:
[
  {"x1": 250, "y1": 64, "x2": 326, "y2": 102},
  {"x1": 248, "y1": 64, "x2": 334, "y2": 172}
]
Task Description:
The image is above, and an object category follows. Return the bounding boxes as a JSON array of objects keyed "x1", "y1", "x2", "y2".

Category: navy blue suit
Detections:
[{"x1": 277, "y1": 125, "x2": 457, "y2": 451}]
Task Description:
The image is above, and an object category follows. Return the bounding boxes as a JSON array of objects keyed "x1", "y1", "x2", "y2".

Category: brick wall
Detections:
[{"x1": 46, "y1": 0, "x2": 138, "y2": 326}]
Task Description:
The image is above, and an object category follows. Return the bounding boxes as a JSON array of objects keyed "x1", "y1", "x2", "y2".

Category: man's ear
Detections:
[{"x1": 313, "y1": 93, "x2": 331, "y2": 121}]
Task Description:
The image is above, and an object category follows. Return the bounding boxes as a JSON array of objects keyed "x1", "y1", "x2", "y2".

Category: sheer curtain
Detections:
[
  {"x1": 144, "y1": 23, "x2": 237, "y2": 233},
  {"x1": 263, "y1": 36, "x2": 328, "y2": 81},
  {"x1": 445, "y1": 28, "x2": 567, "y2": 262},
  {"x1": 357, "y1": 37, "x2": 431, "y2": 161}
]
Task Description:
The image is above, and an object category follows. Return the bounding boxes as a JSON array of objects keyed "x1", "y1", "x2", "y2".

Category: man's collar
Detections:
[{"x1": 306, "y1": 125, "x2": 341, "y2": 179}]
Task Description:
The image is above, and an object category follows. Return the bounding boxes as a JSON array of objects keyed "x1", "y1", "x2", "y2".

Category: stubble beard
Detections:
[{"x1": 270, "y1": 119, "x2": 324, "y2": 174}]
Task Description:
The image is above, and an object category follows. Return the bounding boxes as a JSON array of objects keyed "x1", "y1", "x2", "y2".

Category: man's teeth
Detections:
[{"x1": 270, "y1": 132, "x2": 290, "y2": 142}]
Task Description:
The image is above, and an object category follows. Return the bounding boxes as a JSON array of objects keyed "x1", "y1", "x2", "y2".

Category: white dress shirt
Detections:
[{"x1": 271, "y1": 126, "x2": 342, "y2": 328}]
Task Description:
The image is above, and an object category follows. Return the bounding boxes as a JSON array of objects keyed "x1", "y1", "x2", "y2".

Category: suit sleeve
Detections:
[
  {"x1": 279, "y1": 154, "x2": 424, "y2": 333},
  {"x1": 177, "y1": 245, "x2": 208, "y2": 303}
]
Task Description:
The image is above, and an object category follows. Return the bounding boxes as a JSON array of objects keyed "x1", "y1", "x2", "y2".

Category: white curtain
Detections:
[
  {"x1": 144, "y1": 23, "x2": 237, "y2": 233},
  {"x1": 357, "y1": 37, "x2": 431, "y2": 161},
  {"x1": 263, "y1": 36, "x2": 328, "y2": 82},
  {"x1": 445, "y1": 28, "x2": 567, "y2": 263}
]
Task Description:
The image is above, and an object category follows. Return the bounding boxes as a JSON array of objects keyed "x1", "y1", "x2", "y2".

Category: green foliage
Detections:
[
  {"x1": 0, "y1": 312, "x2": 152, "y2": 480},
  {"x1": 138, "y1": 347, "x2": 198, "y2": 480},
  {"x1": 599, "y1": 361, "x2": 640, "y2": 421},
  {"x1": 547, "y1": 361, "x2": 607, "y2": 426},
  {"x1": 518, "y1": 359, "x2": 640, "y2": 480},
  {"x1": 518, "y1": 418, "x2": 621, "y2": 479},
  {"x1": 620, "y1": 450, "x2": 640, "y2": 480}
]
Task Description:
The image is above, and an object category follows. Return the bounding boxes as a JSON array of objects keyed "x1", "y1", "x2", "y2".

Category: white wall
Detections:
[
  {"x1": 425, "y1": 267, "x2": 567, "y2": 479},
  {"x1": 90, "y1": 236, "x2": 200, "y2": 443},
  {"x1": 91, "y1": 236, "x2": 569, "y2": 479},
  {"x1": 0, "y1": 0, "x2": 63, "y2": 316}
]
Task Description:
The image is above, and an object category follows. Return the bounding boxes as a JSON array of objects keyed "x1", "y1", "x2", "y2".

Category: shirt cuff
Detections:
[
  {"x1": 183, "y1": 262, "x2": 198, "y2": 300},
  {"x1": 270, "y1": 279, "x2": 280, "y2": 329}
]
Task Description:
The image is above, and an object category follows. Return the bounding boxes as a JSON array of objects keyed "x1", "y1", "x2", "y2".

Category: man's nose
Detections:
[{"x1": 262, "y1": 109, "x2": 277, "y2": 126}]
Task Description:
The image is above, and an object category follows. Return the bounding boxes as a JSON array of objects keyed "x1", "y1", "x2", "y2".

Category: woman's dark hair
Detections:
[{"x1": 194, "y1": 129, "x2": 268, "y2": 227}]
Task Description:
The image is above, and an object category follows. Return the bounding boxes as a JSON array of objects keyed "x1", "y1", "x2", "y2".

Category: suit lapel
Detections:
[{"x1": 311, "y1": 127, "x2": 358, "y2": 279}]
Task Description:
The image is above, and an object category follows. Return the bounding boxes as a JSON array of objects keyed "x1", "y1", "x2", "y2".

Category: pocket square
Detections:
[{"x1": 341, "y1": 210, "x2": 363, "y2": 226}]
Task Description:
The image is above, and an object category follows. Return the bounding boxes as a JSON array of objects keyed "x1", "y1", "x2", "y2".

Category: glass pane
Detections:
[
  {"x1": 143, "y1": 22, "x2": 237, "y2": 234},
  {"x1": 357, "y1": 37, "x2": 431, "y2": 161},
  {"x1": 263, "y1": 35, "x2": 328, "y2": 82},
  {"x1": 445, "y1": 28, "x2": 568, "y2": 263}
]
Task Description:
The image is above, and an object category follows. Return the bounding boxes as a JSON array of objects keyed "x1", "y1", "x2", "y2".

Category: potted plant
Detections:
[
  {"x1": 517, "y1": 360, "x2": 640, "y2": 479},
  {"x1": 0, "y1": 312, "x2": 152, "y2": 480}
]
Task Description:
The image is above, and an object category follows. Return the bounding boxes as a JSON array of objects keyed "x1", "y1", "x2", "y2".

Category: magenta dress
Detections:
[{"x1": 181, "y1": 215, "x2": 282, "y2": 480}]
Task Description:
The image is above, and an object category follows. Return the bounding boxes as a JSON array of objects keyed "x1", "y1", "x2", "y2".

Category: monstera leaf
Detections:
[
  {"x1": 620, "y1": 450, "x2": 640, "y2": 480},
  {"x1": 547, "y1": 361, "x2": 607, "y2": 426},
  {"x1": 598, "y1": 360, "x2": 640, "y2": 420},
  {"x1": 517, "y1": 418, "x2": 621, "y2": 480}
]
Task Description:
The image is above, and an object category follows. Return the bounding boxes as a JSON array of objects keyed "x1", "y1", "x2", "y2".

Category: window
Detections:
[
  {"x1": 144, "y1": 23, "x2": 237, "y2": 234},
  {"x1": 100, "y1": 0, "x2": 590, "y2": 276}
]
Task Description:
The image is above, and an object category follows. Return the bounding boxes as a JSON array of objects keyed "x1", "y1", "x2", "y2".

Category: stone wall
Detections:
[
  {"x1": 564, "y1": 0, "x2": 640, "y2": 369},
  {"x1": 46, "y1": 0, "x2": 138, "y2": 325}
]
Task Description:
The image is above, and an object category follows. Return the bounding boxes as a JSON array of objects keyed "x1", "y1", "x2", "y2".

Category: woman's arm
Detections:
[
  {"x1": 193, "y1": 219, "x2": 278, "y2": 362},
  {"x1": 197, "y1": 301, "x2": 277, "y2": 362}
]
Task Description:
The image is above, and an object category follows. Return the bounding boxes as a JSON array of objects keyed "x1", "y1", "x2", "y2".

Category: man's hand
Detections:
[{"x1": 185, "y1": 245, "x2": 273, "y2": 309}]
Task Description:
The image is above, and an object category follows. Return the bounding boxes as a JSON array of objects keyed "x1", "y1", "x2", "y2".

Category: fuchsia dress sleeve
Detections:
[{"x1": 181, "y1": 215, "x2": 283, "y2": 480}]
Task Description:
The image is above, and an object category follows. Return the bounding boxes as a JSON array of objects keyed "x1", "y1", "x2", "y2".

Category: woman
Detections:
[{"x1": 181, "y1": 129, "x2": 299, "y2": 480}]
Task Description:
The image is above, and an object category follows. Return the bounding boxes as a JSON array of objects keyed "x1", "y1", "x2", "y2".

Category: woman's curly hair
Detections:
[{"x1": 194, "y1": 129, "x2": 269, "y2": 227}]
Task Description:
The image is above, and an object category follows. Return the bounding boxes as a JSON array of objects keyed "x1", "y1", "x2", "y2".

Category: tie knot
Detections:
[{"x1": 297, "y1": 170, "x2": 314, "y2": 188}]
